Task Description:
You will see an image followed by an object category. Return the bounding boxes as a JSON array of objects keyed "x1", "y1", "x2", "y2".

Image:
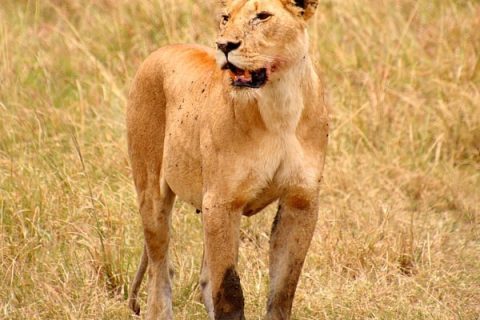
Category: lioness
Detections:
[{"x1": 126, "y1": 0, "x2": 328, "y2": 319}]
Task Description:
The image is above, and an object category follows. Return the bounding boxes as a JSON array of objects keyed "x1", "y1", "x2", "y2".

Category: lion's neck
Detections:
[{"x1": 255, "y1": 56, "x2": 314, "y2": 133}]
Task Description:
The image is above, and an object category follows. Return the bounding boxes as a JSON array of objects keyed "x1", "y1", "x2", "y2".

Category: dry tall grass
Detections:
[{"x1": 1, "y1": 0, "x2": 479, "y2": 319}]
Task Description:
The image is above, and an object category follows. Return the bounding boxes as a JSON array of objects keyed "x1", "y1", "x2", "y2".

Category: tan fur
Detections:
[{"x1": 126, "y1": 0, "x2": 327, "y2": 319}]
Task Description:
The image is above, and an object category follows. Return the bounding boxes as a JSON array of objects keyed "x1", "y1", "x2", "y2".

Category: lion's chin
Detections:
[{"x1": 222, "y1": 62, "x2": 268, "y2": 89}]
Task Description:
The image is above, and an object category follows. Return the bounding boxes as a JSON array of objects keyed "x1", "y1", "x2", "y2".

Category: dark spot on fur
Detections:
[
  {"x1": 243, "y1": 209, "x2": 254, "y2": 216},
  {"x1": 287, "y1": 194, "x2": 311, "y2": 210},
  {"x1": 271, "y1": 205, "x2": 282, "y2": 235},
  {"x1": 214, "y1": 267, "x2": 245, "y2": 320},
  {"x1": 202, "y1": 88, "x2": 206, "y2": 93},
  {"x1": 231, "y1": 197, "x2": 246, "y2": 210},
  {"x1": 196, "y1": 209, "x2": 201, "y2": 214}
]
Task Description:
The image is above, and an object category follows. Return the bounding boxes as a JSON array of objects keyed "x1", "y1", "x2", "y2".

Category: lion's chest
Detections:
[
  {"x1": 209, "y1": 126, "x2": 320, "y2": 217},
  {"x1": 240, "y1": 133, "x2": 318, "y2": 215}
]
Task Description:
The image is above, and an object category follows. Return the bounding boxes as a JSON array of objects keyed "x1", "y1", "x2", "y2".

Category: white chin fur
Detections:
[
  {"x1": 226, "y1": 56, "x2": 247, "y2": 70},
  {"x1": 216, "y1": 51, "x2": 227, "y2": 68}
]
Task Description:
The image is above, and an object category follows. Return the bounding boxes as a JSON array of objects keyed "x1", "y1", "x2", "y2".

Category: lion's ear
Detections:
[{"x1": 282, "y1": 0, "x2": 319, "y2": 20}]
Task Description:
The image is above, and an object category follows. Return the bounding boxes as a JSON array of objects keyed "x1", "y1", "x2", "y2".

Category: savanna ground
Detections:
[{"x1": 1, "y1": 0, "x2": 479, "y2": 319}]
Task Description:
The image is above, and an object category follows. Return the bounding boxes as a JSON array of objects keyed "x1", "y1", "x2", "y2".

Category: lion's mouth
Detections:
[{"x1": 222, "y1": 62, "x2": 268, "y2": 88}]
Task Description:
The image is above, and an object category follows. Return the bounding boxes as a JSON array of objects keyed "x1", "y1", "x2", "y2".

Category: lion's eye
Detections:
[
  {"x1": 221, "y1": 14, "x2": 230, "y2": 25},
  {"x1": 256, "y1": 11, "x2": 273, "y2": 21}
]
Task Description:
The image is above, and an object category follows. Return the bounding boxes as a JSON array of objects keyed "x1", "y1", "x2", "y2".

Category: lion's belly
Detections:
[
  {"x1": 163, "y1": 105, "x2": 204, "y2": 209},
  {"x1": 164, "y1": 151, "x2": 203, "y2": 210}
]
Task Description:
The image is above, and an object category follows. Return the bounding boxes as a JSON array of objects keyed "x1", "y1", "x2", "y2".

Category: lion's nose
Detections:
[{"x1": 216, "y1": 41, "x2": 241, "y2": 55}]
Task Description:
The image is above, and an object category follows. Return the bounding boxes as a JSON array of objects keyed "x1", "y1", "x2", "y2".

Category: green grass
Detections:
[{"x1": 1, "y1": 0, "x2": 479, "y2": 319}]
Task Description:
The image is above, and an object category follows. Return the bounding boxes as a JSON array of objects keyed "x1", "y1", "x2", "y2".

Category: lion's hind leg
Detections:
[
  {"x1": 131, "y1": 168, "x2": 176, "y2": 319},
  {"x1": 126, "y1": 56, "x2": 175, "y2": 319}
]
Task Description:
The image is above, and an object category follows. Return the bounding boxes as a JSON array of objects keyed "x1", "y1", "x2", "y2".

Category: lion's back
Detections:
[{"x1": 136, "y1": 44, "x2": 217, "y2": 82}]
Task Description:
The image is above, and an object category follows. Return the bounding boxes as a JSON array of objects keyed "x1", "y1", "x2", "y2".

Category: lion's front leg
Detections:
[
  {"x1": 266, "y1": 190, "x2": 319, "y2": 320},
  {"x1": 201, "y1": 195, "x2": 245, "y2": 320}
]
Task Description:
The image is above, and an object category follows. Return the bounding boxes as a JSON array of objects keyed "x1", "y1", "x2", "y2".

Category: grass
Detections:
[{"x1": 1, "y1": 0, "x2": 479, "y2": 319}]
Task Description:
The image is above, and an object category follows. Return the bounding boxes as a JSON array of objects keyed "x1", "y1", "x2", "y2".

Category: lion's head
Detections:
[{"x1": 215, "y1": 0, "x2": 318, "y2": 89}]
